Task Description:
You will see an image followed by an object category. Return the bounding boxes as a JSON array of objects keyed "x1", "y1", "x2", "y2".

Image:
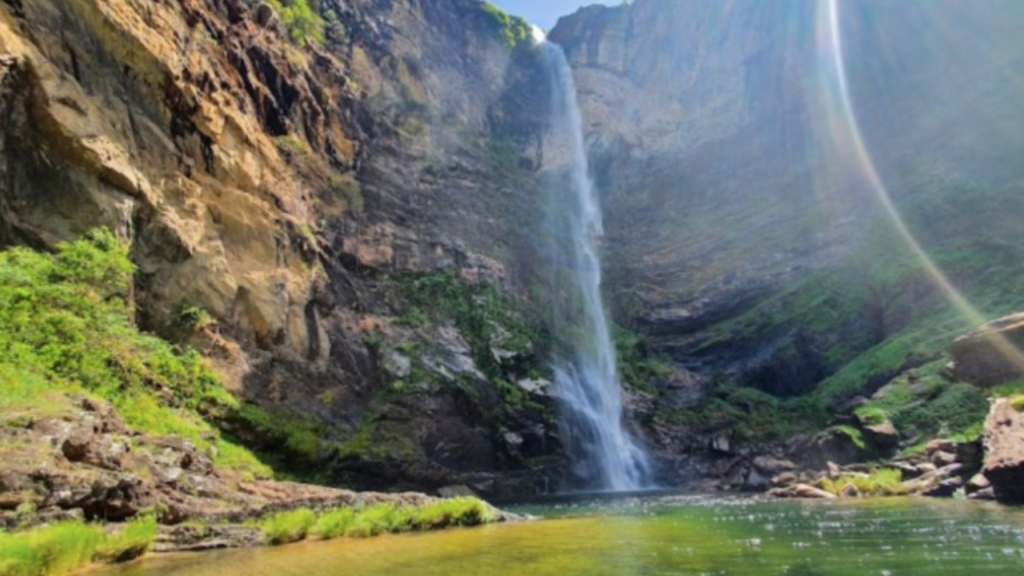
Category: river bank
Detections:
[{"x1": 80, "y1": 495, "x2": 1024, "y2": 576}]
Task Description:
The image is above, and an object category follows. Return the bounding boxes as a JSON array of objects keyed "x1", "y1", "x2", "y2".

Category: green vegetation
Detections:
[
  {"x1": 310, "y1": 508, "x2": 356, "y2": 540},
  {"x1": 391, "y1": 271, "x2": 548, "y2": 409},
  {"x1": 479, "y1": 3, "x2": 533, "y2": 48},
  {"x1": 0, "y1": 518, "x2": 157, "y2": 575},
  {"x1": 0, "y1": 230, "x2": 271, "y2": 479},
  {"x1": 859, "y1": 360, "x2": 990, "y2": 446},
  {"x1": 94, "y1": 517, "x2": 159, "y2": 563},
  {"x1": 831, "y1": 425, "x2": 867, "y2": 450},
  {"x1": 264, "y1": 498, "x2": 498, "y2": 546},
  {"x1": 614, "y1": 325, "x2": 673, "y2": 394},
  {"x1": 262, "y1": 509, "x2": 318, "y2": 545},
  {"x1": 1011, "y1": 396, "x2": 1024, "y2": 412},
  {"x1": 657, "y1": 386, "x2": 828, "y2": 443},
  {"x1": 820, "y1": 469, "x2": 904, "y2": 497},
  {"x1": 266, "y1": 0, "x2": 325, "y2": 47}
]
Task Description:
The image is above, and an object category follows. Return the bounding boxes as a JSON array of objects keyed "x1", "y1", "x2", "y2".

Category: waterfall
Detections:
[{"x1": 537, "y1": 35, "x2": 652, "y2": 492}]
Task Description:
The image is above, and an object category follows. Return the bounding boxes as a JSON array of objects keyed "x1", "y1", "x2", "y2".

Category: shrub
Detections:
[
  {"x1": 265, "y1": 0, "x2": 325, "y2": 48},
  {"x1": 262, "y1": 509, "x2": 318, "y2": 545},
  {"x1": 95, "y1": 517, "x2": 158, "y2": 563},
  {"x1": 0, "y1": 522, "x2": 103, "y2": 576},
  {"x1": 310, "y1": 509, "x2": 356, "y2": 540},
  {"x1": 410, "y1": 498, "x2": 497, "y2": 530},
  {"x1": 346, "y1": 504, "x2": 411, "y2": 538}
]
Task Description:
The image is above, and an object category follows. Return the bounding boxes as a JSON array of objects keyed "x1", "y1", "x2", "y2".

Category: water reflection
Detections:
[{"x1": 99, "y1": 497, "x2": 1024, "y2": 576}]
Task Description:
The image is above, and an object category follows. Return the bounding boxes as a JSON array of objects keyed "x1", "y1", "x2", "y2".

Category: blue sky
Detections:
[{"x1": 489, "y1": 1, "x2": 615, "y2": 30}]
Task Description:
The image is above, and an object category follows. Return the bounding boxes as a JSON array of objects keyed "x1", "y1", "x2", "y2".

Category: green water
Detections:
[{"x1": 99, "y1": 497, "x2": 1024, "y2": 576}]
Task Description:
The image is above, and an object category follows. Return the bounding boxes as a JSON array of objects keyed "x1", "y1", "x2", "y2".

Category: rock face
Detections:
[
  {"x1": 0, "y1": 0, "x2": 558, "y2": 497},
  {"x1": 951, "y1": 314, "x2": 1024, "y2": 387},
  {"x1": 983, "y1": 399, "x2": 1024, "y2": 504},
  {"x1": 550, "y1": 0, "x2": 1024, "y2": 396}
]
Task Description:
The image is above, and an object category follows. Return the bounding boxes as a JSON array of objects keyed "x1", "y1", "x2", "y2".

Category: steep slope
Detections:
[
  {"x1": 0, "y1": 0, "x2": 560, "y2": 499},
  {"x1": 551, "y1": 0, "x2": 1024, "y2": 482}
]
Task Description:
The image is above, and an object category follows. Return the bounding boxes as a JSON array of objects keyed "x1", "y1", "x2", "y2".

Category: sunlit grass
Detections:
[
  {"x1": 262, "y1": 509, "x2": 318, "y2": 545},
  {"x1": 0, "y1": 518, "x2": 159, "y2": 575},
  {"x1": 263, "y1": 499, "x2": 501, "y2": 546}
]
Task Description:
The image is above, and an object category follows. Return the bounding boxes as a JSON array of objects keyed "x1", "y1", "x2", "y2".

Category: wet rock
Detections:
[
  {"x1": 752, "y1": 456, "x2": 797, "y2": 477},
  {"x1": 385, "y1": 352, "x2": 412, "y2": 379},
  {"x1": 863, "y1": 421, "x2": 899, "y2": 453},
  {"x1": 711, "y1": 436, "x2": 731, "y2": 454},
  {"x1": 771, "y1": 484, "x2": 837, "y2": 499},
  {"x1": 922, "y1": 476, "x2": 963, "y2": 498},
  {"x1": 966, "y1": 473, "x2": 991, "y2": 496},
  {"x1": 983, "y1": 399, "x2": 1024, "y2": 504},
  {"x1": 931, "y1": 451, "x2": 958, "y2": 468},
  {"x1": 770, "y1": 472, "x2": 798, "y2": 487},
  {"x1": 516, "y1": 378, "x2": 552, "y2": 397}
]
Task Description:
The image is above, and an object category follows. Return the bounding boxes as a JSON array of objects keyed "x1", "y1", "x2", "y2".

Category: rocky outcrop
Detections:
[
  {"x1": 983, "y1": 398, "x2": 1024, "y2": 504},
  {"x1": 551, "y1": 0, "x2": 1024, "y2": 398},
  {"x1": 0, "y1": 0, "x2": 561, "y2": 497},
  {"x1": 951, "y1": 314, "x2": 1024, "y2": 387}
]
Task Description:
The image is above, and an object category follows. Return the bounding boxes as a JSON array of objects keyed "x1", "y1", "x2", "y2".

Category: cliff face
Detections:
[
  {"x1": 0, "y1": 0, "x2": 558, "y2": 498},
  {"x1": 552, "y1": 0, "x2": 1024, "y2": 397}
]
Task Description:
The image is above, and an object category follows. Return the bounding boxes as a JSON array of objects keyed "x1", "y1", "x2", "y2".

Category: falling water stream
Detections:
[{"x1": 537, "y1": 34, "x2": 651, "y2": 492}]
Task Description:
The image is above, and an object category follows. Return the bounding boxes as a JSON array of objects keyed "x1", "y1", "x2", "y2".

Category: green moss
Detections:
[
  {"x1": 262, "y1": 509, "x2": 318, "y2": 545},
  {"x1": 266, "y1": 0, "x2": 325, "y2": 47},
  {"x1": 857, "y1": 360, "x2": 990, "y2": 446},
  {"x1": 614, "y1": 325, "x2": 673, "y2": 395},
  {"x1": 832, "y1": 425, "x2": 867, "y2": 450},
  {"x1": 854, "y1": 406, "x2": 889, "y2": 427},
  {"x1": 389, "y1": 271, "x2": 549, "y2": 409},
  {"x1": 479, "y1": 3, "x2": 533, "y2": 48},
  {"x1": 657, "y1": 387, "x2": 828, "y2": 443}
]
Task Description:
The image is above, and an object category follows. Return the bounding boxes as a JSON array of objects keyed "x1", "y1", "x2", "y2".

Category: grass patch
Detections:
[
  {"x1": 409, "y1": 498, "x2": 499, "y2": 530},
  {"x1": 0, "y1": 230, "x2": 273, "y2": 480},
  {"x1": 310, "y1": 508, "x2": 356, "y2": 540},
  {"x1": 0, "y1": 522, "x2": 102, "y2": 576},
  {"x1": 345, "y1": 503, "x2": 411, "y2": 538},
  {"x1": 821, "y1": 469, "x2": 904, "y2": 497},
  {"x1": 262, "y1": 499, "x2": 499, "y2": 547},
  {"x1": 831, "y1": 425, "x2": 867, "y2": 450},
  {"x1": 0, "y1": 518, "x2": 158, "y2": 575},
  {"x1": 94, "y1": 517, "x2": 158, "y2": 563},
  {"x1": 262, "y1": 509, "x2": 318, "y2": 545}
]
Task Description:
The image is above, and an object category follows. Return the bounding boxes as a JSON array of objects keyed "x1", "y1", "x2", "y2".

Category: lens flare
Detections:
[{"x1": 817, "y1": 0, "x2": 1024, "y2": 374}]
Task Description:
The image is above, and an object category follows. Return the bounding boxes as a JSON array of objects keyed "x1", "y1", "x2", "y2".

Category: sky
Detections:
[{"x1": 489, "y1": 0, "x2": 615, "y2": 30}]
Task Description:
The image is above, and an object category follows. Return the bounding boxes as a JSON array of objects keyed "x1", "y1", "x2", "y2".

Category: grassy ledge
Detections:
[
  {"x1": 261, "y1": 498, "x2": 500, "y2": 546},
  {"x1": 0, "y1": 517, "x2": 157, "y2": 576}
]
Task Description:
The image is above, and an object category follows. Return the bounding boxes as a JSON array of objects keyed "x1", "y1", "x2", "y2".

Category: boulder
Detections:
[
  {"x1": 950, "y1": 313, "x2": 1024, "y2": 387},
  {"x1": 983, "y1": 399, "x2": 1024, "y2": 504},
  {"x1": 752, "y1": 456, "x2": 798, "y2": 477},
  {"x1": 790, "y1": 484, "x2": 837, "y2": 499}
]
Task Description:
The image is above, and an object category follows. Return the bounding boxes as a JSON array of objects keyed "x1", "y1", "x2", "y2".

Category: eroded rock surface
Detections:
[{"x1": 983, "y1": 399, "x2": 1024, "y2": 504}]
